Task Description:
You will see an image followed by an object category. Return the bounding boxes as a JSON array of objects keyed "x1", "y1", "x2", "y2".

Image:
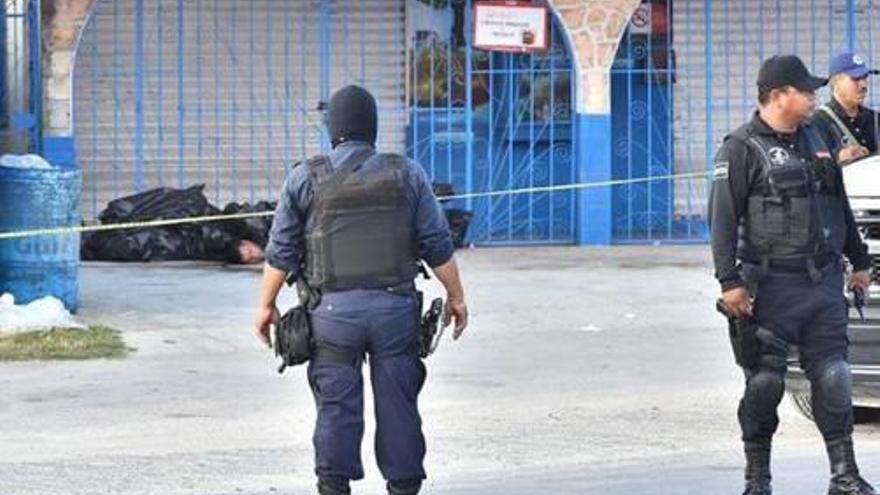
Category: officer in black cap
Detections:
[
  {"x1": 709, "y1": 55, "x2": 874, "y2": 495},
  {"x1": 255, "y1": 85, "x2": 469, "y2": 495}
]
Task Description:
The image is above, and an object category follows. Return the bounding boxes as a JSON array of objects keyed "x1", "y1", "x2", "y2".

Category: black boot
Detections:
[
  {"x1": 317, "y1": 475, "x2": 350, "y2": 495},
  {"x1": 387, "y1": 478, "x2": 422, "y2": 495},
  {"x1": 743, "y1": 441, "x2": 773, "y2": 495},
  {"x1": 827, "y1": 436, "x2": 877, "y2": 495}
]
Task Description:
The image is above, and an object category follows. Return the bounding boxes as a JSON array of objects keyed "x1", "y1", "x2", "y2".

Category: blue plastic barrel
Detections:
[{"x1": 0, "y1": 165, "x2": 82, "y2": 312}]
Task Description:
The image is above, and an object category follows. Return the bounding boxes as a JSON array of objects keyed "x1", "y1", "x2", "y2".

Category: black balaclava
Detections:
[{"x1": 326, "y1": 85, "x2": 378, "y2": 148}]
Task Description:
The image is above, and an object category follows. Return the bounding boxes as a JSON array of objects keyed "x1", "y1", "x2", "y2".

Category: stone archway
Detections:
[{"x1": 549, "y1": 0, "x2": 641, "y2": 114}]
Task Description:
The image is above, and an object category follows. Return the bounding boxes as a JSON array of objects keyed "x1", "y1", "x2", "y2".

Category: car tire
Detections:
[
  {"x1": 788, "y1": 391, "x2": 880, "y2": 424},
  {"x1": 789, "y1": 391, "x2": 814, "y2": 421}
]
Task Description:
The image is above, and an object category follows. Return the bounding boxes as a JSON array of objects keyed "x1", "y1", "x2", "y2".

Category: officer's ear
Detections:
[
  {"x1": 758, "y1": 86, "x2": 786, "y2": 107},
  {"x1": 829, "y1": 75, "x2": 843, "y2": 94},
  {"x1": 765, "y1": 86, "x2": 800, "y2": 110}
]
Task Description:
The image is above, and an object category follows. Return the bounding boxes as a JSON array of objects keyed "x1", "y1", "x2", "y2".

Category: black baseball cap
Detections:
[{"x1": 757, "y1": 55, "x2": 828, "y2": 92}]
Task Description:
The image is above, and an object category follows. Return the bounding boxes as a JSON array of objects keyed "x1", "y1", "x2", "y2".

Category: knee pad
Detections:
[
  {"x1": 745, "y1": 369, "x2": 785, "y2": 410},
  {"x1": 813, "y1": 359, "x2": 852, "y2": 414}
]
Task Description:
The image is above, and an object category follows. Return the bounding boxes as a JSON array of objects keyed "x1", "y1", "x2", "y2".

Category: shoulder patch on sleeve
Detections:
[{"x1": 713, "y1": 161, "x2": 730, "y2": 180}]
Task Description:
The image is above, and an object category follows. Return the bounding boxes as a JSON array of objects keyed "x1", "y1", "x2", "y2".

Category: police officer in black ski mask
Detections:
[
  {"x1": 709, "y1": 55, "x2": 874, "y2": 495},
  {"x1": 255, "y1": 85, "x2": 469, "y2": 495}
]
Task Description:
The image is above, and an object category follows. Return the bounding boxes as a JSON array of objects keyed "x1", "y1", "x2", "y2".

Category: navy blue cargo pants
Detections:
[
  {"x1": 739, "y1": 262, "x2": 854, "y2": 443},
  {"x1": 306, "y1": 288, "x2": 427, "y2": 491}
]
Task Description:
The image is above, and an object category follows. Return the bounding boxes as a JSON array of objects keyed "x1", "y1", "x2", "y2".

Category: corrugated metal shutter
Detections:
[{"x1": 73, "y1": 0, "x2": 405, "y2": 220}]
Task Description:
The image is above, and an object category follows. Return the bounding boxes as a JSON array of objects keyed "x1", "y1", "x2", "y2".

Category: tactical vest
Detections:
[
  {"x1": 738, "y1": 126, "x2": 847, "y2": 264},
  {"x1": 303, "y1": 151, "x2": 419, "y2": 291}
]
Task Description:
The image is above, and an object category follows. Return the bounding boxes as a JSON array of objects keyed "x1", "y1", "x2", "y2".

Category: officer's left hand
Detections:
[
  {"x1": 443, "y1": 297, "x2": 469, "y2": 340},
  {"x1": 849, "y1": 270, "x2": 872, "y2": 294},
  {"x1": 255, "y1": 304, "x2": 281, "y2": 349}
]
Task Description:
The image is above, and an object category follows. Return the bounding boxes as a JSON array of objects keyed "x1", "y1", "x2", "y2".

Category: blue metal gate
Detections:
[
  {"x1": 1, "y1": 0, "x2": 41, "y2": 156},
  {"x1": 611, "y1": 0, "x2": 678, "y2": 243},
  {"x1": 610, "y1": 0, "x2": 872, "y2": 244},
  {"x1": 407, "y1": 0, "x2": 576, "y2": 245},
  {"x1": 57, "y1": 0, "x2": 880, "y2": 246},
  {"x1": 72, "y1": 0, "x2": 576, "y2": 245}
]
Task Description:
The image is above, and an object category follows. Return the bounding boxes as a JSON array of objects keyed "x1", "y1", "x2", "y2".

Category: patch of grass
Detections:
[{"x1": 0, "y1": 326, "x2": 131, "y2": 362}]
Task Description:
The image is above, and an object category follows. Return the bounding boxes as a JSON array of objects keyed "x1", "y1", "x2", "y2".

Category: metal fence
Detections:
[
  {"x1": 53, "y1": 0, "x2": 880, "y2": 245},
  {"x1": 74, "y1": 0, "x2": 408, "y2": 219},
  {"x1": 0, "y1": 0, "x2": 40, "y2": 156},
  {"x1": 611, "y1": 0, "x2": 875, "y2": 244},
  {"x1": 408, "y1": 1, "x2": 576, "y2": 245},
  {"x1": 71, "y1": 0, "x2": 575, "y2": 246}
]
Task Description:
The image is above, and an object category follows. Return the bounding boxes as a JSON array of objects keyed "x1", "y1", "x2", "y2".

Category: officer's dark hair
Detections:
[{"x1": 758, "y1": 85, "x2": 801, "y2": 106}]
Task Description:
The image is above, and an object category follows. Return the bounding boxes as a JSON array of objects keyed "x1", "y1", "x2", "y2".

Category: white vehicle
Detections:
[
  {"x1": 843, "y1": 155, "x2": 880, "y2": 297},
  {"x1": 787, "y1": 155, "x2": 880, "y2": 422}
]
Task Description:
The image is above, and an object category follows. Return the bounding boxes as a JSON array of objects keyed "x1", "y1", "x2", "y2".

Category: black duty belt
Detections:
[
  {"x1": 743, "y1": 253, "x2": 840, "y2": 277},
  {"x1": 319, "y1": 280, "x2": 416, "y2": 295}
]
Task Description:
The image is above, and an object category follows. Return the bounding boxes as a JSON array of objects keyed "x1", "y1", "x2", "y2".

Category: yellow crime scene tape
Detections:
[{"x1": 0, "y1": 170, "x2": 711, "y2": 241}]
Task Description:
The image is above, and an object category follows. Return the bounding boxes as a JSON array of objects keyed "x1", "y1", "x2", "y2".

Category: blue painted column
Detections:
[
  {"x1": 577, "y1": 112, "x2": 612, "y2": 245},
  {"x1": 551, "y1": 1, "x2": 641, "y2": 246}
]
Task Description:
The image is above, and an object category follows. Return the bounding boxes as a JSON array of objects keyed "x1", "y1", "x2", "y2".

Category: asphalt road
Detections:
[{"x1": 2, "y1": 246, "x2": 880, "y2": 494}]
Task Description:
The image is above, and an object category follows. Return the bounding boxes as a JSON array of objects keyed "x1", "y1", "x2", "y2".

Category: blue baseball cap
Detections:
[{"x1": 829, "y1": 52, "x2": 880, "y2": 78}]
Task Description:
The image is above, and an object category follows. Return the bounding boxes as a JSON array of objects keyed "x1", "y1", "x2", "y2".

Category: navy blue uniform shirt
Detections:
[{"x1": 265, "y1": 141, "x2": 455, "y2": 280}]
